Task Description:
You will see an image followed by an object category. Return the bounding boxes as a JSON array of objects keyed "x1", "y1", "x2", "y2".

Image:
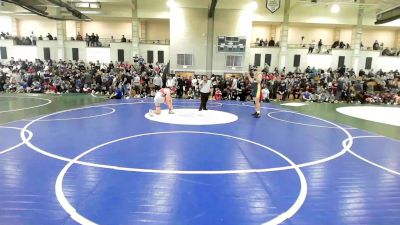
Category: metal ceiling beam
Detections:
[
  {"x1": 375, "y1": 4, "x2": 400, "y2": 24},
  {"x1": 208, "y1": 0, "x2": 218, "y2": 18}
]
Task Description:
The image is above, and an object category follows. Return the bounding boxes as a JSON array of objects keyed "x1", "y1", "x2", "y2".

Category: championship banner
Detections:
[{"x1": 266, "y1": 0, "x2": 280, "y2": 13}]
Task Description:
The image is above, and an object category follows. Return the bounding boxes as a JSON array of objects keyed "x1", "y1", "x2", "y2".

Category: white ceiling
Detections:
[{"x1": 0, "y1": 0, "x2": 399, "y2": 27}]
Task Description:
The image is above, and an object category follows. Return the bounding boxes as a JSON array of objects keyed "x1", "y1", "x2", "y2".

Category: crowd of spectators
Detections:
[
  {"x1": 1, "y1": 57, "x2": 399, "y2": 105},
  {"x1": 254, "y1": 38, "x2": 279, "y2": 47},
  {"x1": 1, "y1": 31, "x2": 56, "y2": 46}
]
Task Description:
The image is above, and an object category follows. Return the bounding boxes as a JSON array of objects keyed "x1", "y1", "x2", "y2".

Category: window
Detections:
[
  {"x1": 226, "y1": 55, "x2": 243, "y2": 67},
  {"x1": 177, "y1": 54, "x2": 193, "y2": 66}
]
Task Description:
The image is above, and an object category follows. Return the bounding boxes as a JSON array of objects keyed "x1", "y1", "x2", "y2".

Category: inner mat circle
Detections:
[{"x1": 145, "y1": 109, "x2": 238, "y2": 125}]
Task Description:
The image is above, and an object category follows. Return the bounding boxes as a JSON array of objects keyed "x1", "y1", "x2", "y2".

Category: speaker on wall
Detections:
[
  {"x1": 147, "y1": 51, "x2": 154, "y2": 63},
  {"x1": 0, "y1": 47, "x2": 7, "y2": 59},
  {"x1": 365, "y1": 57, "x2": 372, "y2": 70},
  {"x1": 293, "y1": 54, "x2": 301, "y2": 67},
  {"x1": 254, "y1": 54, "x2": 261, "y2": 67},
  {"x1": 265, "y1": 54, "x2": 271, "y2": 66},
  {"x1": 338, "y1": 56, "x2": 345, "y2": 68},
  {"x1": 117, "y1": 49, "x2": 124, "y2": 62},
  {"x1": 72, "y1": 48, "x2": 79, "y2": 61},
  {"x1": 158, "y1": 51, "x2": 164, "y2": 63},
  {"x1": 44, "y1": 48, "x2": 50, "y2": 60}
]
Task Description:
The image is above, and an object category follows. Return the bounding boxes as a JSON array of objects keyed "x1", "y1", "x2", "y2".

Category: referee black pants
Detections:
[{"x1": 200, "y1": 92, "x2": 210, "y2": 110}]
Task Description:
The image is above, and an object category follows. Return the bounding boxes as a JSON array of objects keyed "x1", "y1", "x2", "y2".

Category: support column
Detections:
[
  {"x1": 140, "y1": 21, "x2": 146, "y2": 41},
  {"x1": 56, "y1": 20, "x2": 66, "y2": 60},
  {"x1": 333, "y1": 27, "x2": 340, "y2": 42},
  {"x1": 206, "y1": 16, "x2": 214, "y2": 76},
  {"x1": 11, "y1": 17, "x2": 18, "y2": 36},
  {"x1": 351, "y1": 4, "x2": 364, "y2": 72},
  {"x1": 131, "y1": 0, "x2": 140, "y2": 58},
  {"x1": 270, "y1": 25, "x2": 276, "y2": 41},
  {"x1": 279, "y1": 0, "x2": 290, "y2": 70},
  {"x1": 76, "y1": 21, "x2": 82, "y2": 36},
  {"x1": 395, "y1": 29, "x2": 400, "y2": 49}
]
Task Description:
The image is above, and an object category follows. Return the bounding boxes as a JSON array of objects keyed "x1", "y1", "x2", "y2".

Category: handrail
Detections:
[{"x1": 139, "y1": 39, "x2": 170, "y2": 45}]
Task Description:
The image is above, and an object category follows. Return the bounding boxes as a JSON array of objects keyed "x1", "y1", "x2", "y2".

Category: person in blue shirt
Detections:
[
  {"x1": 110, "y1": 85, "x2": 123, "y2": 99},
  {"x1": 302, "y1": 89, "x2": 312, "y2": 102}
]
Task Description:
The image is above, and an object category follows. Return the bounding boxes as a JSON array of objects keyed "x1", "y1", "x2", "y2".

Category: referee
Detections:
[{"x1": 199, "y1": 75, "x2": 211, "y2": 111}]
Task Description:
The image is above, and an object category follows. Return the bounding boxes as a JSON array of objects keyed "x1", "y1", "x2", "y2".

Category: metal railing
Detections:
[{"x1": 139, "y1": 39, "x2": 170, "y2": 45}]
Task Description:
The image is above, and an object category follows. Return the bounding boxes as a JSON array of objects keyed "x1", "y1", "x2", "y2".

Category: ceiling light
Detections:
[
  {"x1": 166, "y1": 0, "x2": 176, "y2": 8},
  {"x1": 331, "y1": 4, "x2": 340, "y2": 13},
  {"x1": 80, "y1": 11, "x2": 101, "y2": 14},
  {"x1": 247, "y1": 1, "x2": 258, "y2": 11}
]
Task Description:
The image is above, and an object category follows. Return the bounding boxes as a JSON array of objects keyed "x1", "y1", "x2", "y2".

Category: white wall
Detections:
[
  {"x1": 307, "y1": 54, "x2": 332, "y2": 70},
  {"x1": 145, "y1": 20, "x2": 170, "y2": 41},
  {"x1": 289, "y1": 4, "x2": 358, "y2": 25},
  {"x1": 66, "y1": 21, "x2": 77, "y2": 40},
  {"x1": 332, "y1": 49, "x2": 353, "y2": 69},
  {"x1": 81, "y1": 20, "x2": 132, "y2": 40},
  {"x1": 212, "y1": 9, "x2": 252, "y2": 74},
  {"x1": 86, "y1": 47, "x2": 111, "y2": 63},
  {"x1": 110, "y1": 42, "x2": 133, "y2": 63},
  {"x1": 249, "y1": 47, "x2": 280, "y2": 69},
  {"x1": 137, "y1": 0, "x2": 169, "y2": 19},
  {"x1": 10, "y1": 46, "x2": 38, "y2": 61},
  {"x1": 286, "y1": 48, "x2": 309, "y2": 71},
  {"x1": 139, "y1": 44, "x2": 170, "y2": 64},
  {"x1": 339, "y1": 28, "x2": 352, "y2": 44},
  {"x1": 64, "y1": 41, "x2": 87, "y2": 62},
  {"x1": 251, "y1": 23, "x2": 271, "y2": 43},
  {"x1": 288, "y1": 26, "x2": 334, "y2": 46},
  {"x1": 170, "y1": 7, "x2": 208, "y2": 74},
  {"x1": 0, "y1": 16, "x2": 13, "y2": 35},
  {"x1": 17, "y1": 18, "x2": 57, "y2": 37},
  {"x1": 36, "y1": 40, "x2": 61, "y2": 60},
  {"x1": 362, "y1": 29, "x2": 397, "y2": 49},
  {"x1": 376, "y1": 56, "x2": 400, "y2": 71},
  {"x1": 359, "y1": 50, "x2": 381, "y2": 71}
]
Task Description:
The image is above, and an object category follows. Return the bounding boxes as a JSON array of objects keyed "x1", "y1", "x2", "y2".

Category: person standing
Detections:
[
  {"x1": 248, "y1": 72, "x2": 263, "y2": 118},
  {"x1": 199, "y1": 75, "x2": 211, "y2": 111}
]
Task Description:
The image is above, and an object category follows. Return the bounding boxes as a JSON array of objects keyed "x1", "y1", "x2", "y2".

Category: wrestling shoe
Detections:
[
  {"x1": 148, "y1": 109, "x2": 155, "y2": 117},
  {"x1": 169, "y1": 110, "x2": 175, "y2": 114},
  {"x1": 253, "y1": 113, "x2": 261, "y2": 118}
]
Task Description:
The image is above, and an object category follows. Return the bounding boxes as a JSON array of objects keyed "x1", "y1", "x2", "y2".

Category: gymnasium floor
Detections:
[{"x1": 0, "y1": 94, "x2": 399, "y2": 225}]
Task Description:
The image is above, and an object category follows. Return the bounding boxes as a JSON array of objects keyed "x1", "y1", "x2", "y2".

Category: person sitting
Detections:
[
  {"x1": 121, "y1": 35, "x2": 127, "y2": 42},
  {"x1": 268, "y1": 38, "x2": 275, "y2": 47},
  {"x1": 261, "y1": 85, "x2": 270, "y2": 102},
  {"x1": 76, "y1": 32, "x2": 83, "y2": 41},
  {"x1": 302, "y1": 89, "x2": 312, "y2": 102},
  {"x1": 110, "y1": 85, "x2": 123, "y2": 99},
  {"x1": 215, "y1": 88, "x2": 222, "y2": 100}
]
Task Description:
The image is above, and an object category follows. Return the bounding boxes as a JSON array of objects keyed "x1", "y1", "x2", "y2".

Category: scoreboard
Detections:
[{"x1": 217, "y1": 36, "x2": 246, "y2": 53}]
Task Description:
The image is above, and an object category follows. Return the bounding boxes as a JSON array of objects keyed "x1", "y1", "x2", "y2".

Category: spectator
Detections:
[
  {"x1": 46, "y1": 33, "x2": 53, "y2": 40},
  {"x1": 308, "y1": 40, "x2": 315, "y2": 53},
  {"x1": 373, "y1": 40, "x2": 379, "y2": 50},
  {"x1": 76, "y1": 32, "x2": 83, "y2": 41},
  {"x1": 121, "y1": 35, "x2": 127, "y2": 42},
  {"x1": 30, "y1": 31, "x2": 37, "y2": 45},
  {"x1": 268, "y1": 38, "x2": 275, "y2": 47},
  {"x1": 318, "y1": 39, "x2": 323, "y2": 53}
]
